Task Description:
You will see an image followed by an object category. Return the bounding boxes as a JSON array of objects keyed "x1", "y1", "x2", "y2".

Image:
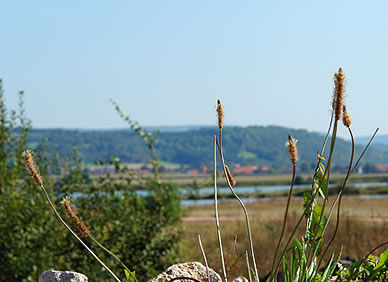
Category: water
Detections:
[
  {"x1": 351, "y1": 182, "x2": 388, "y2": 188},
  {"x1": 184, "y1": 182, "x2": 388, "y2": 196},
  {"x1": 181, "y1": 181, "x2": 388, "y2": 206},
  {"x1": 181, "y1": 196, "x2": 279, "y2": 206},
  {"x1": 182, "y1": 184, "x2": 309, "y2": 195},
  {"x1": 67, "y1": 182, "x2": 388, "y2": 206}
]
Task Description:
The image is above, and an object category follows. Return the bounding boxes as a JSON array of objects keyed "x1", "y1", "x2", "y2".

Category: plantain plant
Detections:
[{"x1": 211, "y1": 69, "x2": 387, "y2": 282}]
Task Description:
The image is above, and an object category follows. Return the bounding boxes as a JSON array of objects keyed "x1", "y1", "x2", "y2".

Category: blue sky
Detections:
[{"x1": 1, "y1": 1, "x2": 387, "y2": 139}]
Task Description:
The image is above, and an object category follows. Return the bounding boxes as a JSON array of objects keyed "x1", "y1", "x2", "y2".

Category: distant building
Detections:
[
  {"x1": 188, "y1": 169, "x2": 198, "y2": 175},
  {"x1": 233, "y1": 166, "x2": 258, "y2": 174},
  {"x1": 375, "y1": 164, "x2": 388, "y2": 172},
  {"x1": 259, "y1": 166, "x2": 271, "y2": 172}
]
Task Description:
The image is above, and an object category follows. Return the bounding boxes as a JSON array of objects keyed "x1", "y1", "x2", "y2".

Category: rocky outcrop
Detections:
[
  {"x1": 39, "y1": 270, "x2": 88, "y2": 282},
  {"x1": 149, "y1": 262, "x2": 222, "y2": 282}
]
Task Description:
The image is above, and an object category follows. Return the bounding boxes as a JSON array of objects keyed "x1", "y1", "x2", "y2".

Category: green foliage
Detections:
[
  {"x1": 124, "y1": 269, "x2": 137, "y2": 282},
  {"x1": 61, "y1": 168, "x2": 182, "y2": 280},
  {"x1": 0, "y1": 83, "x2": 182, "y2": 281},
  {"x1": 25, "y1": 126, "x2": 388, "y2": 169},
  {"x1": 337, "y1": 249, "x2": 388, "y2": 281}
]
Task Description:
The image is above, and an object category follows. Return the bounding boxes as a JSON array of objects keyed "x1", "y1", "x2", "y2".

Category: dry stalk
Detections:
[
  {"x1": 22, "y1": 150, "x2": 121, "y2": 282},
  {"x1": 198, "y1": 234, "x2": 211, "y2": 282}
]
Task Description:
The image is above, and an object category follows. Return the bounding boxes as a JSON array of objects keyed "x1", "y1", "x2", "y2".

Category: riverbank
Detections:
[{"x1": 165, "y1": 172, "x2": 388, "y2": 188}]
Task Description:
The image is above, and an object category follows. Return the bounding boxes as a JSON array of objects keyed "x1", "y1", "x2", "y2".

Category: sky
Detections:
[{"x1": 1, "y1": 1, "x2": 387, "y2": 139}]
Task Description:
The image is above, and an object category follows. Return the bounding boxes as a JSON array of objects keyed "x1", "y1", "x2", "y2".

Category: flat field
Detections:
[
  {"x1": 179, "y1": 196, "x2": 388, "y2": 279},
  {"x1": 161, "y1": 172, "x2": 388, "y2": 187}
]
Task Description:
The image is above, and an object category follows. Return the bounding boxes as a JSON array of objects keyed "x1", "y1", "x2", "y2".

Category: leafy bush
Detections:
[{"x1": 0, "y1": 80, "x2": 182, "y2": 281}]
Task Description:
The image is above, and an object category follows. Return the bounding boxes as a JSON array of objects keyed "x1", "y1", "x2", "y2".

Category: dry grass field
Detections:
[{"x1": 179, "y1": 196, "x2": 388, "y2": 279}]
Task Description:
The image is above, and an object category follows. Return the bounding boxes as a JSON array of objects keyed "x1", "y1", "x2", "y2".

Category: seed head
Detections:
[
  {"x1": 216, "y1": 100, "x2": 224, "y2": 129},
  {"x1": 22, "y1": 150, "x2": 43, "y2": 186},
  {"x1": 342, "y1": 105, "x2": 351, "y2": 128},
  {"x1": 61, "y1": 197, "x2": 91, "y2": 237},
  {"x1": 225, "y1": 164, "x2": 236, "y2": 186},
  {"x1": 333, "y1": 68, "x2": 345, "y2": 121},
  {"x1": 285, "y1": 135, "x2": 298, "y2": 165}
]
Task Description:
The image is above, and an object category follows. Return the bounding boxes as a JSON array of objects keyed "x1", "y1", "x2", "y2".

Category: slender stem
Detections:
[
  {"x1": 234, "y1": 236, "x2": 240, "y2": 257},
  {"x1": 270, "y1": 165, "x2": 296, "y2": 278},
  {"x1": 216, "y1": 138, "x2": 260, "y2": 281},
  {"x1": 227, "y1": 251, "x2": 246, "y2": 274},
  {"x1": 350, "y1": 128, "x2": 379, "y2": 175},
  {"x1": 90, "y1": 235, "x2": 138, "y2": 282},
  {"x1": 301, "y1": 112, "x2": 334, "y2": 271},
  {"x1": 245, "y1": 251, "x2": 252, "y2": 282},
  {"x1": 39, "y1": 185, "x2": 121, "y2": 282},
  {"x1": 313, "y1": 127, "x2": 354, "y2": 278},
  {"x1": 213, "y1": 135, "x2": 227, "y2": 282},
  {"x1": 198, "y1": 234, "x2": 211, "y2": 282},
  {"x1": 320, "y1": 111, "x2": 335, "y2": 156},
  {"x1": 302, "y1": 120, "x2": 338, "y2": 279}
]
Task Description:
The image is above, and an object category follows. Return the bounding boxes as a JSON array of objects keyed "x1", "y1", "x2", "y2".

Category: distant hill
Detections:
[
  {"x1": 144, "y1": 125, "x2": 210, "y2": 132},
  {"x1": 356, "y1": 134, "x2": 388, "y2": 152},
  {"x1": 27, "y1": 126, "x2": 388, "y2": 169}
]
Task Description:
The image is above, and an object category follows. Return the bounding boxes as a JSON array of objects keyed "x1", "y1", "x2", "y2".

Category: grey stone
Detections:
[
  {"x1": 39, "y1": 270, "x2": 88, "y2": 282},
  {"x1": 149, "y1": 262, "x2": 222, "y2": 282},
  {"x1": 232, "y1": 277, "x2": 249, "y2": 282}
]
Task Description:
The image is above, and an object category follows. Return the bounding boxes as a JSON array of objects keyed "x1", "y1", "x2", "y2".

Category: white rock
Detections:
[
  {"x1": 149, "y1": 262, "x2": 222, "y2": 282},
  {"x1": 39, "y1": 270, "x2": 88, "y2": 282},
  {"x1": 232, "y1": 277, "x2": 249, "y2": 282}
]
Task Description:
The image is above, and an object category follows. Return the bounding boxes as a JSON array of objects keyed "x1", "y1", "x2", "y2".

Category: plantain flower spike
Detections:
[
  {"x1": 216, "y1": 99, "x2": 224, "y2": 129},
  {"x1": 342, "y1": 105, "x2": 352, "y2": 128},
  {"x1": 225, "y1": 164, "x2": 237, "y2": 186},
  {"x1": 285, "y1": 135, "x2": 298, "y2": 165},
  {"x1": 333, "y1": 68, "x2": 345, "y2": 121},
  {"x1": 22, "y1": 150, "x2": 43, "y2": 186},
  {"x1": 61, "y1": 197, "x2": 91, "y2": 237}
]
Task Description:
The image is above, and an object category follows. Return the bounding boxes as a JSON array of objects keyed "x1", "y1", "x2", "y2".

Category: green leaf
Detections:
[
  {"x1": 319, "y1": 163, "x2": 325, "y2": 174},
  {"x1": 320, "y1": 251, "x2": 335, "y2": 281},
  {"x1": 312, "y1": 204, "x2": 322, "y2": 226},
  {"x1": 294, "y1": 237, "x2": 307, "y2": 271},
  {"x1": 303, "y1": 192, "x2": 311, "y2": 207},
  {"x1": 366, "y1": 264, "x2": 388, "y2": 281},
  {"x1": 124, "y1": 269, "x2": 137, "y2": 282},
  {"x1": 294, "y1": 237, "x2": 304, "y2": 259},
  {"x1": 348, "y1": 258, "x2": 364, "y2": 277},
  {"x1": 290, "y1": 246, "x2": 296, "y2": 279},
  {"x1": 283, "y1": 254, "x2": 289, "y2": 282},
  {"x1": 315, "y1": 173, "x2": 328, "y2": 200},
  {"x1": 323, "y1": 249, "x2": 342, "y2": 282},
  {"x1": 374, "y1": 248, "x2": 388, "y2": 270},
  {"x1": 312, "y1": 238, "x2": 324, "y2": 257}
]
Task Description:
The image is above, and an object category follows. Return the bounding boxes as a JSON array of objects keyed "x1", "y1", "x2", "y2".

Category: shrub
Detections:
[{"x1": 0, "y1": 80, "x2": 182, "y2": 281}]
